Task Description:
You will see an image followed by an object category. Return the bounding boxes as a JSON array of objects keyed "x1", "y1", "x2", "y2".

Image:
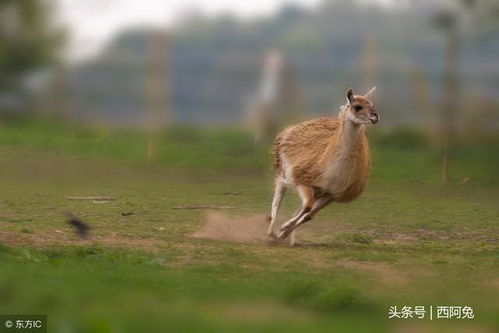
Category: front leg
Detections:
[{"x1": 268, "y1": 179, "x2": 287, "y2": 238}]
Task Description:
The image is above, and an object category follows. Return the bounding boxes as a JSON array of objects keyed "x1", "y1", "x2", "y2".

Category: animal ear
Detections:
[
  {"x1": 346, "y1": 88, "x2": 354, "y2": 104},
  {"x1": 364, "y1": 86, "x2": 376, "y2": 98}
]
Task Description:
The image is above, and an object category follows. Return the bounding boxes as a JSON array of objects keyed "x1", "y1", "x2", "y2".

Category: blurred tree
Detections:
[
  {"x1": 65, "y1": 1, "x2": 498, "y2": 127},
  {"x1": 0, "y1": 0, "x2": 63, "y2": 112},
  {"x1": 432, "y1": 0, "x2": 499, "y2": 182}
]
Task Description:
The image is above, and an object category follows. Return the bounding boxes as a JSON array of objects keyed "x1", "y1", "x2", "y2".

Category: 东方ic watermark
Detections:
[{"x1": 0, "y1": 315, "x2": 46, "y2": 333}]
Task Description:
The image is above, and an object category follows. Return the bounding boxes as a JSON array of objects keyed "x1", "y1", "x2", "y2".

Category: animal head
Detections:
[{"x1": 343, "y1": 87, "x2": 379, "y2": 125}]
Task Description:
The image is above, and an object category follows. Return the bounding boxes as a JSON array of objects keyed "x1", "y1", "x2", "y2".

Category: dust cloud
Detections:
[{"x1": 192, "y1": 212, "x2": 269, "y2": 243}]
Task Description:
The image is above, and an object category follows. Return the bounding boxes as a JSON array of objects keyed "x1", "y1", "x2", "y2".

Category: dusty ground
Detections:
[{"x1": 193, "y1": 212, "x2": 269, "y2": 243}]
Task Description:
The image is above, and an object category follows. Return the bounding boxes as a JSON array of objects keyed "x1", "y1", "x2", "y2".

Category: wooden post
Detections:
[
  {"x1": 441, "y1": 25, "x2": 459, "y2": 182},
  {"x1": 50, "y1": 64, "x2": 68, "y2": 118},
  {"x1": 410, "y1": 68, "x2": 434, "y2": 140},
  {"x1": 362, "y1": 34, "x2": 377, "y2": 91},
  {"x1": 145, "y1": 30, "x2": 169, "y2": 163},
  {"x1": 279, "y1": 61, "x2": 303, "y2": 124}
]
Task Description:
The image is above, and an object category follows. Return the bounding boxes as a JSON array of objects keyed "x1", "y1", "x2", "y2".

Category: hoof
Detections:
[
  {"x1": 278, "y1": 223, "x2": 294, "y2": 240},
  {"x1": 277, "y1": 229, "x2": 291, "y2": 241},
  {"x1": 289, "y1": 236, "x2": 299, "y2": 247},
  {"x1": 267, "y1": 231, "x2": 278, "y2": 240}
]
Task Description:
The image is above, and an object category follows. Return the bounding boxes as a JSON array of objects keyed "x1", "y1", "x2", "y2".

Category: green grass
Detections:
[
  {"x1": 1, "y1": 116, "x2": 498, "y2": 182},
  {"x1": 0, "y1": 118, "x2": 498, "y2": 332}
]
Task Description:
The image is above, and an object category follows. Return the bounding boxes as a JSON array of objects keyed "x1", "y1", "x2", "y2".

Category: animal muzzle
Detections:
[{"x1": 369, "y1": 112, "x2": 379, "y2": 124}]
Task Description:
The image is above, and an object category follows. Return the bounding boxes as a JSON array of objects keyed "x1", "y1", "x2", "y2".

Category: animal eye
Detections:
[{"x1": 354, "y1": 105, "x2": 363, "y2": 112}]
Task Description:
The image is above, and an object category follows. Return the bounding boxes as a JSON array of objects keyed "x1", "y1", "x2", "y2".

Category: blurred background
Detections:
[
  {"x1": 1, "y1": 0, "x2": 498, "y2": 178},
  {"x1": 1, "y1": 1, "x2": 499, "y2": 332}
]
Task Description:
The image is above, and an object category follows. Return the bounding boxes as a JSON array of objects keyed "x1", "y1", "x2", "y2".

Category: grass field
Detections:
[{"x1": 0, "y1": 117, "x2": 498, "y2": 332}]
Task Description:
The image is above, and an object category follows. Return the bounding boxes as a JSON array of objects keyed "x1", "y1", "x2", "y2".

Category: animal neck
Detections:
[
  {"x1": 316, "y1": 105, "x2": 371, "y2": 199},
  {"x1": 339, "y1": 119, "x2": 362, "y2": 151},
  {"x1": 333, "y1": 106, "x2": 364, "y2": 155}
]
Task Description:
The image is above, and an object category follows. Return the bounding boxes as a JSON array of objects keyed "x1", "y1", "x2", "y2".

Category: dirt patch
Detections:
[
  {"x1": 192, "y1": 212, "x2": 268, "y2": 243},
  {"x1": 0, "y1": 230, "x2": 163, "y2": 252}
]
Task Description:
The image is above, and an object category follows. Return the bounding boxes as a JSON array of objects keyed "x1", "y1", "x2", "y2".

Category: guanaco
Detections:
[{"x1": 268, "y1": 87, "x2": 379, "y2": 245}]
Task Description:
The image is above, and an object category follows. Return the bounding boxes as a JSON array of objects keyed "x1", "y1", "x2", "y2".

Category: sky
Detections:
[{"x1": 56, "y1": 0, "x2": 393, "y2": 62}]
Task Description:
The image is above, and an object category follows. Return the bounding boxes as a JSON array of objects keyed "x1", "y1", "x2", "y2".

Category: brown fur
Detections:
[
  {"x1": 273, "y1": 118, "x2": 338, "y2": 180},
  {"x1": 272, "y1": 112, "x2": 371, "y2": 203}
]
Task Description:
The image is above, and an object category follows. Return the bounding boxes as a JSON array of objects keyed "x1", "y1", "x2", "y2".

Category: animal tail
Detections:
[{"x1": 271, "y1": 134, "x2": 282, "y2": 170}]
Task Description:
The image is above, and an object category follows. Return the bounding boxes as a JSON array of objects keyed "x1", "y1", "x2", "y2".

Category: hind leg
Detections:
[
  {"x1": 279, "y1": 185, "x2": 314, "y2": 240},
  {"x1": 268, "y1": 178, "x2": 287, "y2": 238},
  {"x1": 278, "y1": 194, "x2": 333, "y2": 241}
]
